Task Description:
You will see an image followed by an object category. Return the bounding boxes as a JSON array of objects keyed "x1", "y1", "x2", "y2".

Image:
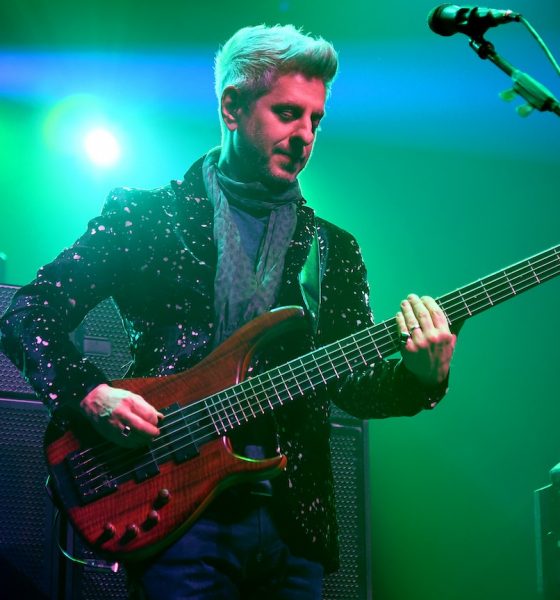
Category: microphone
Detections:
[{"x1": 428, "y1": 4, "x2": 521, "y2": 39}]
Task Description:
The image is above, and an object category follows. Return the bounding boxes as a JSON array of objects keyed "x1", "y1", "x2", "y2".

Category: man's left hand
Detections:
[{"x1": 396, "y1": 294, "x2": 457, "y2": 386}]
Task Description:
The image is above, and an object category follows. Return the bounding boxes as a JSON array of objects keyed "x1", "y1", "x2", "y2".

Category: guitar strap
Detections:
[{"x1": 298, "y1": 215, "x2": 321, "y2": 335}]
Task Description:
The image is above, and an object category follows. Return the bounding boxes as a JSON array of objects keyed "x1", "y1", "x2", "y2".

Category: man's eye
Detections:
[{"x1": 278, "y1": 110, "x2": 294, "y2": 120}]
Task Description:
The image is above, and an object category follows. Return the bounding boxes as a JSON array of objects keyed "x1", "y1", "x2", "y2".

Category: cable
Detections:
[
  {"x1": 47, "y1": 476, "x2": 120, "y2": 573},
  {"x1": 519, "y1": 16, "x2": 560, "y2": 77}
]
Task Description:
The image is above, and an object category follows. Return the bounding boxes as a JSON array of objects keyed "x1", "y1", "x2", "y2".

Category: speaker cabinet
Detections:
[
  {"x1": 0, "y1": 397, "x2": 59, "y2": 600},
  {"x1": 0, "y1": 285, "x2": 131, "y2": 599},
  {"x1": 535, "y1": 465, "x2": 560, "y2": 600},
  {"x1": 324, "y1": 411, "x2": 372, "y2": 600}
]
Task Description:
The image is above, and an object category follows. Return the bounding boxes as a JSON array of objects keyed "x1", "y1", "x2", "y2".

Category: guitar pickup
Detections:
[
  {"x1": 133, "y1": 448, "x2": 160, "y2": 482},
  {"x1": 160, "y1": 403, "x2": 199, "y2": 463}
]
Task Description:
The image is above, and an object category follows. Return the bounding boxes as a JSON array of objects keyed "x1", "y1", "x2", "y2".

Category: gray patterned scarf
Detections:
[{"x1": 202, "y1": 148, "x2": 301, "y2": 346}]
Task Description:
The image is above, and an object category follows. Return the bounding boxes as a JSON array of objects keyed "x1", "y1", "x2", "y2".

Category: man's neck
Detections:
[{"x1": 217, "y1": 145, "x2": 252, "y2": 185}]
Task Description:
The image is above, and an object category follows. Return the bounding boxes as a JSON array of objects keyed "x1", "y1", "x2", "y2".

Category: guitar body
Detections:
[{"x1": 44, "y1": 306, "x2": 306, "y2": 561}]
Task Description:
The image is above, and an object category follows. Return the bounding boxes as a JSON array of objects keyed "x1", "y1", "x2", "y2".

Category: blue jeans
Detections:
[{"x1": 127, "y1": 492, "x2": 324, "y2": 599}]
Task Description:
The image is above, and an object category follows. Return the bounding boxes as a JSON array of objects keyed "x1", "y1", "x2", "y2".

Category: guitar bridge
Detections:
[{"x1": 67, "y1": 450, "x2": 119, "y2": 504}]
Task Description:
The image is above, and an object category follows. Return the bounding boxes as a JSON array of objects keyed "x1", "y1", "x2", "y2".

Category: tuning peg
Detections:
[
  {"x1": 499, "y1": 88, "x2": 517, "y2": 102},
  {"x1": 516, "y1": 103, "x2": 535, "y2": 117}
]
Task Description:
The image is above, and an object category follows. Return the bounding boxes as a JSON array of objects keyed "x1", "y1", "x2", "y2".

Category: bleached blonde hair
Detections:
[{"x1": 214, "y1": 24, "x2": 338, "y2": 111}]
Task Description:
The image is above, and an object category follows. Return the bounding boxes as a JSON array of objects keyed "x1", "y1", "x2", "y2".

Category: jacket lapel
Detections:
[
  {"x1": 170, "y1": 157, "x2": 217, "y2": 270},
  {"x1": 276, "y1": 203, "x2": 317, "y2": 311}
]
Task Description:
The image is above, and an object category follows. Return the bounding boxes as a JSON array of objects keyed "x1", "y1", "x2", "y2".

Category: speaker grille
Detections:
[
  {"x1": 66, "y1": 544, "x2": 127, "y2": 600},
  {"x1": 73, "y1": 299, "x2": 132, "y2": 381},
  {"x1": 0, "y1": 398, "x2": 57, "y2": 599},
  {"x1": 324, "y1": 421, "x2": 370, "y2": 600},
  {"x1": 0, "y1": 285, "x2": 36, "y2": 396}
]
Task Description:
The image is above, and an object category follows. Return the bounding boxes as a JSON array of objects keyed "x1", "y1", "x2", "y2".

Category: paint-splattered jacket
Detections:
[{"x1": 0, "y1": 157, "x2": 447, "y2": 572}]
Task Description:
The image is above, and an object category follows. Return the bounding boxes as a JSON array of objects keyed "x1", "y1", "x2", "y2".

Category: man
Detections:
[{"x1": 0, "y1": 24, "x2": 456, "y2": 599}]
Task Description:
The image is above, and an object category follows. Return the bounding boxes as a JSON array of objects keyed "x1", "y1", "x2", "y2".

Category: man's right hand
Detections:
[{"x1": 80, "y1": 383, "x2": 163, "y2": 448}]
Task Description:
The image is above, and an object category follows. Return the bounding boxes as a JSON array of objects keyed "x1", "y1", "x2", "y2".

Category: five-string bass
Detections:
[{"x1": 45, "y1": 244, "x2": 560, "y2": 560}]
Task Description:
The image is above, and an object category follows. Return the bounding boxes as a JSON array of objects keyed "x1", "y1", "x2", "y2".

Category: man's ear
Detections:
[{"x1": 221, "y1": 86, "x2": 244, "y2": 131}]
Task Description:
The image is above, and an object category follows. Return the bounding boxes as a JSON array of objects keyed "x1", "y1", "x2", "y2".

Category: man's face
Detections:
[{"x1": 230, "y1": 72, "x2": 327, "y2": 188}]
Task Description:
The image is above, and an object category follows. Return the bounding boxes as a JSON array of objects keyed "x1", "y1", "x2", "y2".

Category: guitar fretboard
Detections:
[{"x1": 157, "y1": 245, "x2": 560, "y2": 454}]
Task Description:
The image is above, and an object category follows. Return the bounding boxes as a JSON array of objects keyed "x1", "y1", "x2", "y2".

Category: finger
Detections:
[
  {"x1": 123, "y1": 411, "x2": 161, "y2": 438},
  {"x1": 407, "y1": 294, "x2": 435, "y2": 336},
  {"x1": 109, "y1": 397, "x2": 161, "y2": 438},
  {"x1": 129, "y1": 393, "x2": 164, "y2": 426},
  {"x1": 93, "y1": 414, "x2": 148, "y2": 449},
  {"x1": 420, "y1": 295, "x2": 450, "y2": 331},
  {"x1": 395, "y1": 310, "x2": 408, "y2": 333},
  {"x1": 400, "y1": 298, "x2": 420, "y2": 329},
  {"x1": 418, "y1": 296, "x2": 456, "y2": 348},
  {"x1": 396, "y1": 311, "x2": 413, "y2": 348}
]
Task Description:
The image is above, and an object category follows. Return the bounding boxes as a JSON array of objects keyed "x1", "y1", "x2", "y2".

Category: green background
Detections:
[{"x1": 1, "y1": 1, "x2": 559, "y2": 598}]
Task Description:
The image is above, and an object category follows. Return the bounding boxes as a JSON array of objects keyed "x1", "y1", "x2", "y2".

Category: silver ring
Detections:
[
  {"x1": 409, "y1": 325, "x2": 421, "y2": 334},
  {"x1": 400, "y1": 332, "x2": 411, "y2": 344},
  {"x1": 121, "y1": 425, "x2": 132, "y2": 438}
]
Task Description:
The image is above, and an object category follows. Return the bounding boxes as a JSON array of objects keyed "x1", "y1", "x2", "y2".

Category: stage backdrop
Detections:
[{"x1": 1, "y1": 1, "x2": 559, "y2": 598}]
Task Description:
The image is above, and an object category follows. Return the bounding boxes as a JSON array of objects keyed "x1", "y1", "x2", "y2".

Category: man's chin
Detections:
[
  {"x1": 269, "y1": 162, "x2": 304, "y2": 184},
  {"x1": 259, "y1": 168, "x2": 297, "y2": 191},
  {"x1": 248, "y1": 155, "x2": 304, "y2": 189}
]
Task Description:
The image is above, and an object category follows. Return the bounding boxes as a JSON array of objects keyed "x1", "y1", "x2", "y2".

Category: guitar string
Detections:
[
  {"x1": 78, "y1": 253, "x2": 560, "y2": 493},
  {"x1": 86, "y1": 264, "x2": 560, "y2": 496},
  {"x1": 78, "y1": 251, "x2": 560, "y2": 490},
  {"x1": 166, "y1": 253, "x2": 560, "y2": 439},
  {"x1": 93, "y1": 247, "x2": 560, "y2": 455},
  {"x1": 134, "y1": 248, "x2": 560, "y2": 434},
  {"x1": 74, "y1": 251, "x2": 560, "y2": 486}
]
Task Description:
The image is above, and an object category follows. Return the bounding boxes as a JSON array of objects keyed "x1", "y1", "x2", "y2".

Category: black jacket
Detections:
[{"x1": 0, "y1": 156, "x2": 447, "y2": 571}]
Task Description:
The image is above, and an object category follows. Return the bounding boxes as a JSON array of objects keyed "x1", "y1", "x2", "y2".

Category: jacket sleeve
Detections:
[
  {"x1": 316, "y1": 224, "x2": 449, "y2": 420},
  {"x1": 0, "y1": 189, "x2": 133, "y2": 414}
]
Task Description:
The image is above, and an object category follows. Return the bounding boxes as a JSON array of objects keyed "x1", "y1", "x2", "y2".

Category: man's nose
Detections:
[{"x1": 292, "y1": 119, "x2": 315, "y2": 146}]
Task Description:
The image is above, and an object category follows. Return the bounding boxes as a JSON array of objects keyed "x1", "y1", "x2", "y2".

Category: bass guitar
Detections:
[{"x1": 45, "y1": 244, "x2": 560, "y2": 561}]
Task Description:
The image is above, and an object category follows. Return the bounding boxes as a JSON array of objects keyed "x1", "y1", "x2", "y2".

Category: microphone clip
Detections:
[{"x1": 469, "y1": 37, "x2": 560, "y2": 118}]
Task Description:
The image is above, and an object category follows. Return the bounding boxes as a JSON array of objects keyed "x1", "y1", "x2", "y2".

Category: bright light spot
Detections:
[{"x1": 84, "y1": 128, "x2": 121, "y2": 167}]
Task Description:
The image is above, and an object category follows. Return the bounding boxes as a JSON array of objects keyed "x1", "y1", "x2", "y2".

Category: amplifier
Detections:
[
  {"x1": 535, "y1": 464, "x2": 560, "y2": 600},
  {"x1": 0, "y1": 397, "x2": 59, "y2": 600},
  {"x1": 324, "y1": 420, "x2": 372, "y2": 600}
]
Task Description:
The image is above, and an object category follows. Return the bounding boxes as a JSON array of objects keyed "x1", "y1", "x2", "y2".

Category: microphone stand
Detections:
[{"x1": 468, "y1": 36, "x2": 560, "y2": 118}]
